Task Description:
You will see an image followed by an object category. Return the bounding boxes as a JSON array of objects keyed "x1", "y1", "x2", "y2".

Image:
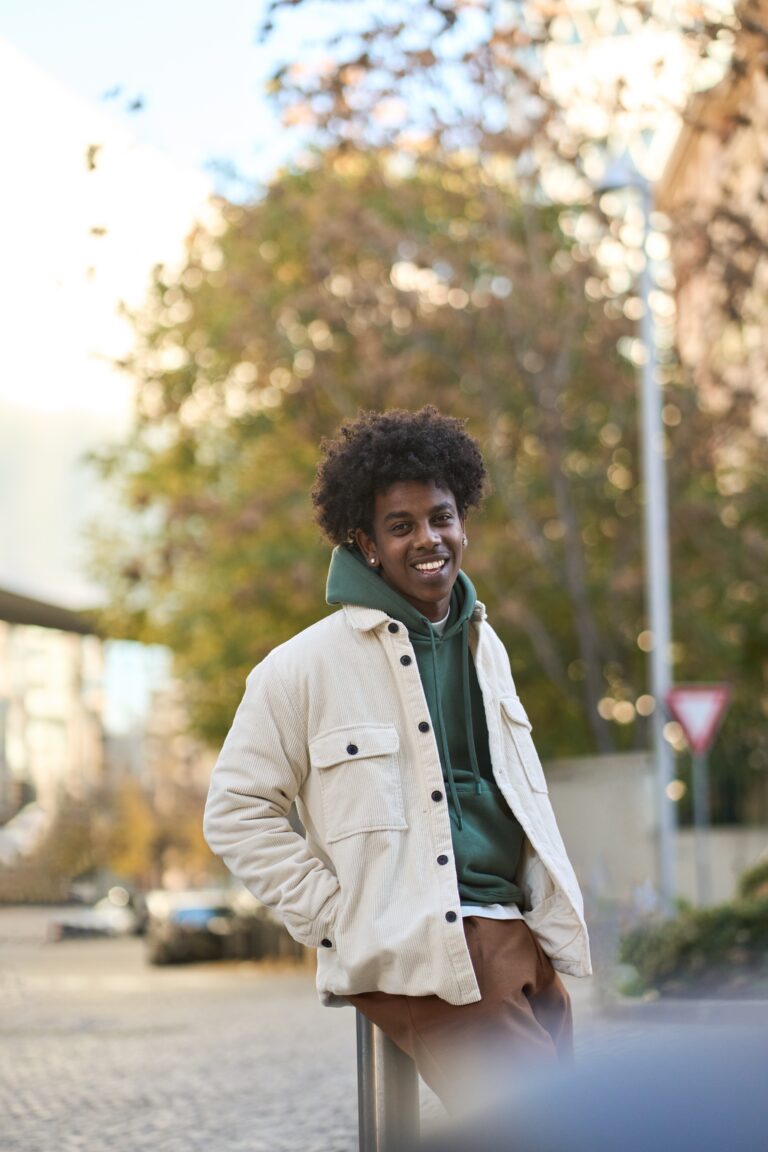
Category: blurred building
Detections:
[
  {"x1": 547, "y1": 752, "x2": 767, "y2": 909},
  {"x1": 657, "y1": 0, "x2": 768, "y2": 433},
  {"x1": 0, "y1": 587, "x2": 104, "y2": 823},
  {"x1": 0, "y1": 585, "x2": 212, "y2": 862}
]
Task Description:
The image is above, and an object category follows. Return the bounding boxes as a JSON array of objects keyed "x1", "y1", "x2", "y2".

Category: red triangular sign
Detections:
[{"x1": 666, "y1": 685, "x2": 730, "y2": 755}]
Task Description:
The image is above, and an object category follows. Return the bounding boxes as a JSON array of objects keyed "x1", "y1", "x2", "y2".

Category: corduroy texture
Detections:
[{"x1": 203, "y1": 599, "x2": 591, "y2": 1007}]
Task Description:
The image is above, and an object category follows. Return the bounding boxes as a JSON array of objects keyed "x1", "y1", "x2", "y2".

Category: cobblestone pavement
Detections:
[
  {"x1": 0, "y1": 906, "x2": 710, "y2": 1152},
  {"x1": 1, "y1": 908, "x2": 360, "y2": 1152}
]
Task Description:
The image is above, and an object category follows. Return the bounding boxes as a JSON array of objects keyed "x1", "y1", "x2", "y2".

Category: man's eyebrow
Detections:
[{"x1": 383, "y1": 502, "x2": 454, "y2": 522}]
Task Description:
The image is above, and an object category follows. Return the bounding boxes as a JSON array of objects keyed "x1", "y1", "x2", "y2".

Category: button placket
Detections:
[{"x1": 386, "y1": 631, "x2": 455, "y2": 883}]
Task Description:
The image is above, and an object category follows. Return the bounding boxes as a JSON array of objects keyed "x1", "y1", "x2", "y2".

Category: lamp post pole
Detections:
[
  {"x1": 599, "y1": 160, "x2": 677, "y2": 914},
  {"x1": 636, "y1": 177, "x2": 677, "y2": 915}
]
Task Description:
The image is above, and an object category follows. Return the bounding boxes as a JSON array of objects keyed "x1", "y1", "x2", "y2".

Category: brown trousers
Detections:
[{"x1": 347, "y1": 918, "x2": 573, "y2": 1107}]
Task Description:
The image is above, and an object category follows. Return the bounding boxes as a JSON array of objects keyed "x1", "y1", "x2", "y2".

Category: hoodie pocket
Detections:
[
  {"x1": 500, "y1": 697, "x2": 549, "y2": 794},
  {"x1": 310, "y1": 725, "x2": 406, "y2": 842}
]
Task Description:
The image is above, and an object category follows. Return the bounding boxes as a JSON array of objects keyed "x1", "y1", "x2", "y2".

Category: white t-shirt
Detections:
[{"x1": 461, "y1": 902, "x2": 523, "y2": 921}]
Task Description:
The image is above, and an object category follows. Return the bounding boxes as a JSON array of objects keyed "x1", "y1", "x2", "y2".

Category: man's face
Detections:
[{"x1": 355, "y1": 480, "x2": 465, "y2": 622}]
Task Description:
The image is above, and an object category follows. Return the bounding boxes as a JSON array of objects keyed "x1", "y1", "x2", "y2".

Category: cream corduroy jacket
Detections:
[{"x1": 203, "y1": 600, "x2": 591, "y2": 1006}]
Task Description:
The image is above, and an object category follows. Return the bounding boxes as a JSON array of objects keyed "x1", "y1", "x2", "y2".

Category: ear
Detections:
[{"x1": 354, "y1": 527, "x2": 377, "y2": 564}]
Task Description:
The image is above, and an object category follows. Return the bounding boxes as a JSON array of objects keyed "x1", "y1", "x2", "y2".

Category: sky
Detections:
[
  {"x1": 0, "y1": 0, "x2": 289, "y2": 188},
  {"x1": 0, "y1": 1, "x2": 304, "y2": 607}
]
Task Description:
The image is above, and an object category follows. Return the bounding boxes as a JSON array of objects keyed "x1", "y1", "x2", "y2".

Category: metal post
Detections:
[
  {"x1": 597, "y1": 157, "x2": 677, "y2": 915},
  {"x1": 691, "y1": 751, "x2": 711, "y2": 905},
  {"x1": 637, "y1": 178, "x2": 677, "y2": 916},
  {"x1": 356, "y1": 1011, "x2": 420, "y2": 1152}
]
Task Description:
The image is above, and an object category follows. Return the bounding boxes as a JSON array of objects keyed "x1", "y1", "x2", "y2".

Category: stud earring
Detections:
[
  {"x1": 369, "y1": 556, "x2": 377, "y2": 565},
  {"x1": 462, "y1": 536, "x2": 468, "y2": 547}
]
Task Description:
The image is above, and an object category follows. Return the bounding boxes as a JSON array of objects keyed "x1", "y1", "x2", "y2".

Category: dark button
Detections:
[
  {"x1": 346, "y1": 743, "x2": 358, "y2": 755},
  {"x1": 431, "y1": 790, "x2": 443, "y2": 802},
  {"x1": 387, "y1": 622, "x2": 399, "y2": 633},
  {"x1": 437, "y1": 854, "x2": 449, "y2": 865},
  {"x1": 320, "y1": 938, "x2": 333, "y2": 948},
  {"x1": 445, "y1": 911, "x2": 458, "y2": 923},
  {"x1": 400, "y1": 655, "x2": 412, "y2": 666},
  {"x1": 418, "y1": 721, "x2": 430, "y2": 733}
]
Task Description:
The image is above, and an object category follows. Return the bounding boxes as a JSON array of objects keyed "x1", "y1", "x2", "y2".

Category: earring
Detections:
[
  {"x1": 369, "y1": 556, "x2": 377, "y2": 565},
  {"x1": 462, "y1": 536, "x2": 468, "y2": 547}
]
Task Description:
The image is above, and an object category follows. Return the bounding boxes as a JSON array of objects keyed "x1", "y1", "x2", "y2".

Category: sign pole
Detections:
[
  {"x1": 691, "y1": 751, "x2": 711, "y2": 906},
  {"x1": 666, "y1": 683, "x2": 731, "y2": 908}
]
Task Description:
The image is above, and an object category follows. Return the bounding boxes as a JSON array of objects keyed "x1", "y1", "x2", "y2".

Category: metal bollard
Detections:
[{"x1": 356, "y1": 1011, "x2": 420, "y2": 1152}]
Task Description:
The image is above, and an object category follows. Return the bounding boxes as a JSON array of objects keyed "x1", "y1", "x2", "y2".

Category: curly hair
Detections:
[{"x1": 313, "y1": 406, "x2": 487, "y2": 545}]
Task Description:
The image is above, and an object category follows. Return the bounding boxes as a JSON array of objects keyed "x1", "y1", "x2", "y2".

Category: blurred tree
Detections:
[
  {"x1": 91, "y1": 148, "x2": 767, "y2": 812},
  {"x1": 89, "y1": 778, "x2": 222, "y2": 889},
  {"x1": 257, "y1": 1, "x2": 748, "y2": 199},
  {"x1": 97, "y1": 777, "x2": 159, "y2": 888},
  {"x1": 250, "y1": 0, "x2": 768, "y2": 811},
  {"x1": 154, "y1": 787, "x2": 226, "y2": 886}
]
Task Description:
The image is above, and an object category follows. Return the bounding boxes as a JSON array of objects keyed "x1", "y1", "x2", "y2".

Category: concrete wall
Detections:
[{"x1": 546, "y1": 752, "x2": 768, "y2": 908}]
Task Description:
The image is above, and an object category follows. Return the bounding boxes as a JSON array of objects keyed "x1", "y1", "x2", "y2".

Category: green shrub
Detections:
[
  {"x1": 738, "y1": 857, "x2": 768, "y2": 899},
  {"x1": 620, "y1": 895, "x2": 768, "y2": 998}
]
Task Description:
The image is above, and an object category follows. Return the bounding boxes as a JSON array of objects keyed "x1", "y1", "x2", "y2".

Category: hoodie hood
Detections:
[{"x1": 326, "y1": 544, "x2": 476, "y2": 634}]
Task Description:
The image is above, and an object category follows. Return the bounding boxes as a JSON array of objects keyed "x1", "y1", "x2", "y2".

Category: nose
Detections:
[{"x1": 413, "y1": 519, "x2": 441, "y2": 548}]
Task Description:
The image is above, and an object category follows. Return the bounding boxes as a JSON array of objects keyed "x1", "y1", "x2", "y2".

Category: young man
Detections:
[{"x1": 204, "y1": 407, "x2": 590, "y2": 1103}]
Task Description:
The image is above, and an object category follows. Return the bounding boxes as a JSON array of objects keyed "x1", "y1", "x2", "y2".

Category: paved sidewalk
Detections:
[
  {"x1": 3, "y1": 907, "x2": 762, "y2": 1151},
  {"x1": 1, "y1": 909, "x2": 359, "y2": 1152}
]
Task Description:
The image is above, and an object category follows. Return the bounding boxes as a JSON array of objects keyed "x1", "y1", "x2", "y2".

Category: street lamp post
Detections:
[{"x1": 598, "y1": 157, "x2": 677, "y2": 915}]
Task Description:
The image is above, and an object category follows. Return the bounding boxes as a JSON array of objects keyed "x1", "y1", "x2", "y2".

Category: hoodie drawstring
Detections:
[
  {"x1": 426, "y1": 620, "x2": 484, "y2": 831},
  {"x1": 428, "y1": 627, "x2": 464, "y2": 829},
  {"x1": 462, "y1": 619, "x2": 484, "y2": 798}
]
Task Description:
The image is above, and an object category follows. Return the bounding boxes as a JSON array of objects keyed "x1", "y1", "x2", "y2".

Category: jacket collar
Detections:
[
  {"x1": 343, "y1": 605, "x2": 391, "y2": 632},
  {"x1": 343, "y1": 601, "x2": 487, "y2": 631}
]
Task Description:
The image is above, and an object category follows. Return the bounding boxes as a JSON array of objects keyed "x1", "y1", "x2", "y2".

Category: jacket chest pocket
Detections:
[
  {"x1": 309, "y1": 725, "x2": 407, "y2": 843},
  {"x1": 500, "y1": 697, "x2": 549, "y2": 794}
]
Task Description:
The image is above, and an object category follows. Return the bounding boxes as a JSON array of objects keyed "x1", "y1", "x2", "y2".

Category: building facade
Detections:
[
  {"x1": 0, "y1": 587, "x2": 213, "y2": 872},
  {"x1": 0, "y1": 589, "x2": 104, "y2": 823},
  {"x1": 657, "y1": 0, "x2": 768, "y2": 433}
]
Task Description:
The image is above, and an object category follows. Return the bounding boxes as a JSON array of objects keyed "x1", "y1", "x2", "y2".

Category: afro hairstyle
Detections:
[{"x1": 312, "y1": 406, "x2": 487, "y2": 545}]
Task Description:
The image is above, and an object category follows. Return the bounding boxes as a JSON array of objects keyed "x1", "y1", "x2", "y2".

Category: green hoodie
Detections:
[{"x1": 326, "y1": 546, "x2": 525, "y2": 907}]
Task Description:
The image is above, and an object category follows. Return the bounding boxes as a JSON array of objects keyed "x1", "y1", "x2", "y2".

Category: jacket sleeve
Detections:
[{"x1": 203, "y1": 657, "x2": 341, "y2": 948}]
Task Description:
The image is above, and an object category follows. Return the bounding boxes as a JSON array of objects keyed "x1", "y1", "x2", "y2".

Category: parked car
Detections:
[
  {"x1": 143, "y1": 887, "x2": 303, "y2": 965},
  {"x1": 48, "y1": 886, "x2": 142, "y2": 941}
]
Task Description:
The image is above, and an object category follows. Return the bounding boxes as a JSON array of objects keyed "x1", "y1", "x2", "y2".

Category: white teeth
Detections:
[{"x1": 415, "y1": 560, "x2": 445, "y2": 572}]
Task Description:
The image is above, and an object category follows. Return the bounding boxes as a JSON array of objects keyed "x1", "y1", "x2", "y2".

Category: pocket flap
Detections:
[
  {"x1": 501, "y1": 696, "x2": 533, "y2": 730},
  {"x1": 310, "y1": 725, "x2": 400, "y2": 769}
]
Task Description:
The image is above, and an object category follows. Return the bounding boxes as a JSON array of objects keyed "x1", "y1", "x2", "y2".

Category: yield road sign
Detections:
[{"x1": 666, "y1": 684, "x2": 731, "y2": 755}]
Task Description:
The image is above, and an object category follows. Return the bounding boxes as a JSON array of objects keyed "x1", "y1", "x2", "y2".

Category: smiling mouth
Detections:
[{"x1": 413, "y1": 559, "x2": 448, "y2": 573}]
